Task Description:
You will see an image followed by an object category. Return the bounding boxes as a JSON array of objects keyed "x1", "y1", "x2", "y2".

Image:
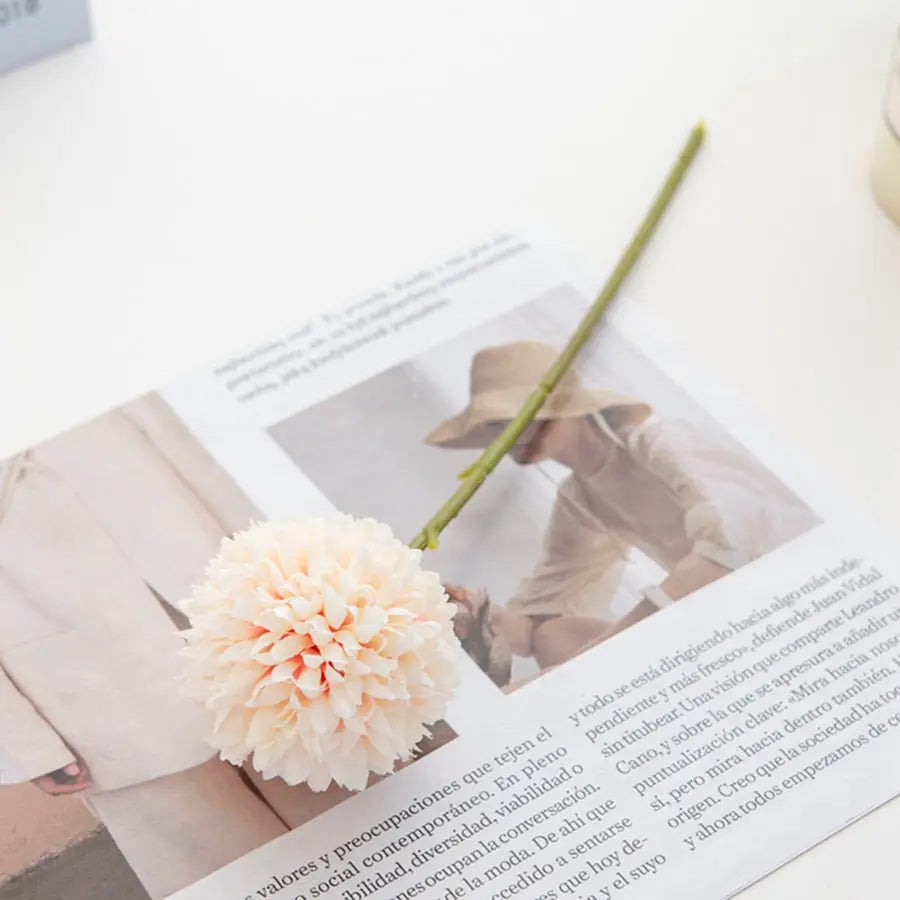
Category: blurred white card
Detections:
[{"x1": 0, "y1": 0, "x2": 90, "y2": 75}]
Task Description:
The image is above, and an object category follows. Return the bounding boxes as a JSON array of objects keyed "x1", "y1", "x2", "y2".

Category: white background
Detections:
[{"x1": 1, "y1": 2, "x2": 899, "y2": 897}]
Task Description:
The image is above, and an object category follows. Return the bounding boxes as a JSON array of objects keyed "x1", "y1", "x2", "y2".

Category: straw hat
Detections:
[{"x1": 425, "y1": 341, "x2": 652, "y2": 449}]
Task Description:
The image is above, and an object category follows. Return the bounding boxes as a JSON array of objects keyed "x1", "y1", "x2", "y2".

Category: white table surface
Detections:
[{"x1": 1, "y1": 2, "x2": 899, "y2": 896}]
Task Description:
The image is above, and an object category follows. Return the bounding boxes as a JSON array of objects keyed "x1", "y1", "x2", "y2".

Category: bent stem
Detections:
[{"x1": 408, "y1": 122, "x2": 706, "y2": 552}]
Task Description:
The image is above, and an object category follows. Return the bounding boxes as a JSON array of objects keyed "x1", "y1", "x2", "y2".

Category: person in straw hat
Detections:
[{"x1": 426, "y1": 341, "x2": 817, "y2": 670}]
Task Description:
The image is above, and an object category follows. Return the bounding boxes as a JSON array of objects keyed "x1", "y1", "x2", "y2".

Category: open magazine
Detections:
[{"x1": 2, "y1": 235, "x2": 899, "y2": 900}]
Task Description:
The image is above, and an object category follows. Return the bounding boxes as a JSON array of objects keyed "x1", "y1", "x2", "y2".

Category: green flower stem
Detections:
[{"x1": 408, "y1": 122, "x2": 705, "y2": 552}]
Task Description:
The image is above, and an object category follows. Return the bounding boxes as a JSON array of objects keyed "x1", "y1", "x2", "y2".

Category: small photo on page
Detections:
[
  {"x1": 0, "y1": 395, "x2": 456, "y2": 900},
  {"x1": 268, "y1": 285, "x2": 821, "y2": 693}
]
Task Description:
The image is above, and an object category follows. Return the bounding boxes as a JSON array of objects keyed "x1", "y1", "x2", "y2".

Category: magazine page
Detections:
[{"x1": 1, "y1": 236, "x2": 898, "y2": 900}]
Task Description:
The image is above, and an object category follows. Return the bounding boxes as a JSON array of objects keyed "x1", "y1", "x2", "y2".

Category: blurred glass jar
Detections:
[{"x1": 871, "y1": 30, "x2": 900, "y2": 226}]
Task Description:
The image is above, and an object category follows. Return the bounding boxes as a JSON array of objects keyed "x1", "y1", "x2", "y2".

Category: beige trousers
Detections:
[
  {"x1": 245, "y1": 719, "x2": 459, "y2": 829},
  {"x1": 92, "y1": 721, "x2": 459, "y2": 898},
  {"x1": 246, "y1": 767, "x2": 357, "y2": 830},
  {"x1": 88, "y1": 759, "x2": 286, "y2": 900}
]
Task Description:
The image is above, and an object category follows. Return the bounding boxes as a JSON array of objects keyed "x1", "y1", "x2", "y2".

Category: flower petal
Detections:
[{"x1": 177, "y1": 514, "x2": 460, "y2": 793}]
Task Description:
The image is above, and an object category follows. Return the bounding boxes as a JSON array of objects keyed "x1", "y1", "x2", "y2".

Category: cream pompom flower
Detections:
[{"x1": 179, "y1": 515, "x2": 460, "y2": 792}]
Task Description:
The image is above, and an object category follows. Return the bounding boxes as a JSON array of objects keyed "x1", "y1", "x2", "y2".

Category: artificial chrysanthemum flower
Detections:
[{"x1": 178, "y1": 515, "x2": 460, "y2": 792}]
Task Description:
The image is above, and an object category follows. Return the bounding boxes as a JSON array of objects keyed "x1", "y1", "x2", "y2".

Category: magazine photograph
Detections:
[{"x1": 267, "y1": 286, "x2": 821, "y2": 690}]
